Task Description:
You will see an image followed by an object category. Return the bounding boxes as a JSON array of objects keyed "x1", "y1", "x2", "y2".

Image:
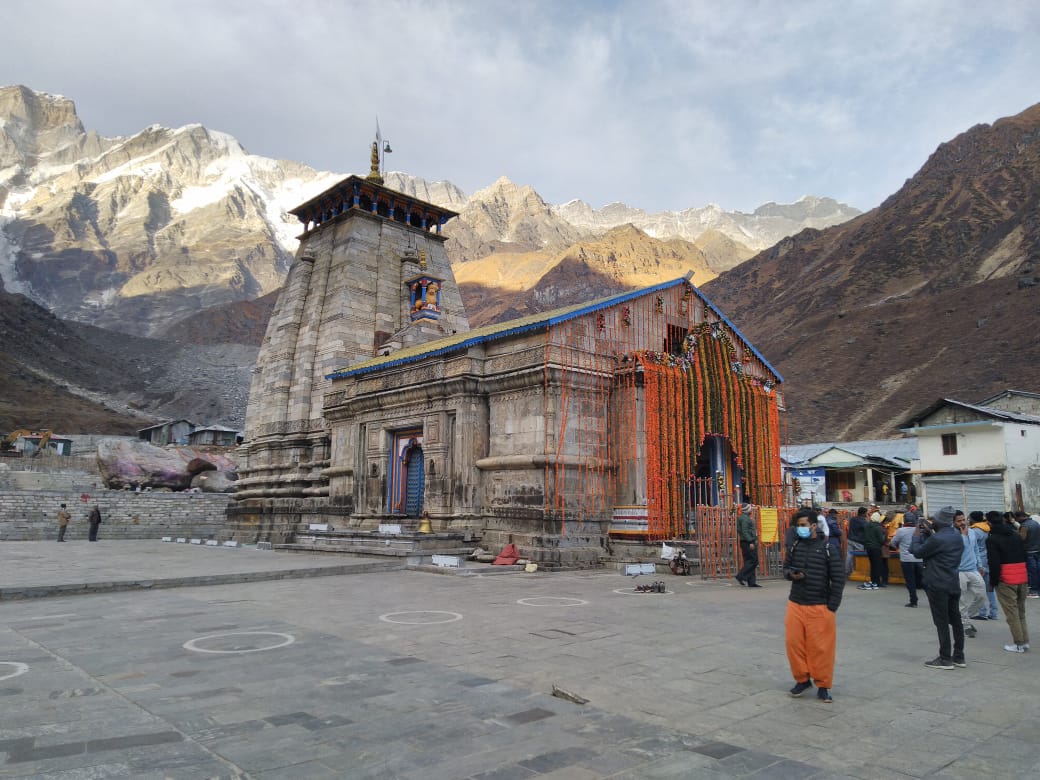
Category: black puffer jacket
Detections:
[
  {"x1": 910, "y1": 525, "x2": 962, "y2": 592},
  {"x1": 848, "y1": 514, "x2": 867, "y2": 544},
  {"x1": 783, "y1": 534, "x2": 845, "y2": 611}
]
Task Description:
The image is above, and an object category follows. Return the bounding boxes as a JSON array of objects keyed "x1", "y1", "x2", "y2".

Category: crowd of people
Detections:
[{"x1": 773, "y1": 501, "x2": 1039, "y2": 703}]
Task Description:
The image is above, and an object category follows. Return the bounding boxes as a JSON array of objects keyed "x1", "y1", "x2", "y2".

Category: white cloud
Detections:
[{"x1": 1, "y1": 0, "x2": 1038, "y2": 213}]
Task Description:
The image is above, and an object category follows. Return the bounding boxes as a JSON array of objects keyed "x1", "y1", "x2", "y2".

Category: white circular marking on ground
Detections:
[
  {"x1": 0, "y1": 662, "x2": 29, "y2": 681},
  {"x1": 379, "y1": 611, "x2": 463, "y2": 625},
  {"x1": 182, "y1": 631, "x2": 296, "y2": 654},
  {"x1": 612, "y1": 588, "x2": 672, "y2": 595},
  {"x1": 516, "y1": 597, "x2": 588, "y2": 607},
  {"x1": 686, "y1": 579, "x2": 736, "y2": 587}
]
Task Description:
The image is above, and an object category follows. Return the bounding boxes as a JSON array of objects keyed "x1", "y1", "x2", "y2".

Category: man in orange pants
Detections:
[{"x1": 783, "y1": 507, "x2": 846, "y2": 703}]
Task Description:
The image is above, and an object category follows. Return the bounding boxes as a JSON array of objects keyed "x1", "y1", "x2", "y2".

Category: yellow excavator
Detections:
[{"x1": 2, "y1": 429, "x2": 52, "y2": 456}]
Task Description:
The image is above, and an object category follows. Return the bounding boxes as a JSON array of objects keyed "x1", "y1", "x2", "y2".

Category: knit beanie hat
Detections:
[{"x1": 933, "y1": 506, "x2": 957, "y2": 528}]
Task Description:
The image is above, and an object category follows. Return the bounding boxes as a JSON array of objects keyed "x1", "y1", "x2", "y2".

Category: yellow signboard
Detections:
[{"x1": 759, "y1": 507, "x2": 780, "y2": 544}]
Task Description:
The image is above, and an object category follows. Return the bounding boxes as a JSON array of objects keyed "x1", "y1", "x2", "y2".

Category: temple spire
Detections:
[{"x1": 366, "y1": 140, "x2": 383, "y2": 184}]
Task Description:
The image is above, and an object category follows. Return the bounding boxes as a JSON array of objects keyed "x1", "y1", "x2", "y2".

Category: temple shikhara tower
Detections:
[{"x1": 231, "y1": 143, "x2": 785, "y2": 568}]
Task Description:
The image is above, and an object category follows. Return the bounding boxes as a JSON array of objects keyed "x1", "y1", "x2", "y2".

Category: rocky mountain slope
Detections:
[
  {"x1": 554, "y1": 195, "x2": 859, "y2": 252},
  {"x1": 0, "y1": 85, "x2": 340, "y2": 338},
  {"x1": 455, "y1": 223, "x2": 731, "y2": 325},
  {"x1": 0, "y1": 286, "x2": 256, "y2": 433},
  {"x1": 703, "y1": 102, "x2": 1040, "y2": 442},
  {"x1": 1, "y1": 85, "x2": 856, "y2": 336}
]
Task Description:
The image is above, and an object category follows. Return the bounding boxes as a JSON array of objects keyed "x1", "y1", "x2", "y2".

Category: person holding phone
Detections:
[{"x1": 783, "y1": 507, "x2": 846, "y2": 703}]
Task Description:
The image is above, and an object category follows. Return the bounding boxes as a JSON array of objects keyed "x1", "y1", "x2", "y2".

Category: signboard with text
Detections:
[{"x1": 789, "y1": 468, "x2": 826, "y2": 504}]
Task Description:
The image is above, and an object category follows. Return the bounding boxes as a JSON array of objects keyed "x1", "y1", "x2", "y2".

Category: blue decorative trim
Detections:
[{"x1": 327, "y1": 276, "x2": 783, "y2": 382}]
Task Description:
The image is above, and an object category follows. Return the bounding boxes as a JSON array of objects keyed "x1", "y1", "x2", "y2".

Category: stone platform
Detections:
[
  {"x1": 0, "y1": 540, "x2": 1037, "y2": 778},
  {"x1": 0, "y1": 540, "x2": 401, "y2": 601}
]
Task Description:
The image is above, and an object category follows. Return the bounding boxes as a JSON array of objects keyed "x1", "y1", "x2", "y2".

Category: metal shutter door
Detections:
[
  {"x1": 963, "y1": 479, "x2": 1006, "y2": 515},
  {"x1": 923, "y1": 477, "x2": 1005, "y2": 515}
]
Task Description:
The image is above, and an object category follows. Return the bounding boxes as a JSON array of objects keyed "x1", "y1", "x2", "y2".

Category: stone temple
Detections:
[{"x1": 229, "y1": 147, "x2": 785, "y2": 567}]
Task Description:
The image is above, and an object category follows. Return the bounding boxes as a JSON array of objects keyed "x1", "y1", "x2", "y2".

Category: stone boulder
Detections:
[
  {"x1": 190, "y1": 470, "x2": 237, "y2": 493},
  {"x1": 96, "y1": 439, "x2": 238, "y2": 490},
  {"x1": 186, "y1": 457, "x2": 217, "y2": 475}
]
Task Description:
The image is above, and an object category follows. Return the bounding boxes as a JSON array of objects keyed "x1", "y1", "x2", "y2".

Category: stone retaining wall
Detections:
[
  {"x1": 0, "y1": 470, "x2": 103, "y2": 493},
  {"x1": 0, "y1": 490, "x2": 232, "y2": 541}
]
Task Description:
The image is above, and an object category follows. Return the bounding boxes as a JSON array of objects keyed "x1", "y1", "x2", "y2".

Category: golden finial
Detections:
[{"x1": 366, "y1": 141, "x2": 384, "y2": 184}]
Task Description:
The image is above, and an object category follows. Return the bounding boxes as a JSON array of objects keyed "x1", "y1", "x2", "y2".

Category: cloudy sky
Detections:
[{"x1": 3, "y1": 0, "x2": 1038, "y2": 213}]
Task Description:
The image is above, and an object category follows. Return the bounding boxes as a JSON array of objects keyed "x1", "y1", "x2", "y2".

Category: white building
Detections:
[
  {"x1": 899, "y1": 392, "x2": 1040, "y2": 515},
  {"x1": 783, "y1": 439, "x2": 917, "y2": 506}
]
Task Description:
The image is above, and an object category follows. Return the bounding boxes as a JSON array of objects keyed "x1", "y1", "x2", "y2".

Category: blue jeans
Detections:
[
  {"x1": 1027, "y1": 551, "x2": 1040, "y2": 594},
  {"x1": 981, "y1": 568, "x2": 999, "y2": 617}
]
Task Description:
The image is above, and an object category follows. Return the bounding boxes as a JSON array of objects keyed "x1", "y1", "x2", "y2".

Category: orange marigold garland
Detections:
[{"x1": 631, "y1": 322, "x2": 780, "y2": 515}]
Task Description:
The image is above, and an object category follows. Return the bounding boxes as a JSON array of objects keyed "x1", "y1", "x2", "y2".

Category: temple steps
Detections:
[{"x1": 278, "y1": 528, "x2": 476, "y2": 559}]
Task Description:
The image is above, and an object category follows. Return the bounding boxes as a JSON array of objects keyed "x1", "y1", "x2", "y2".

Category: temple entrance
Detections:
[
  {"x1": 388, "y1": 430, "x2": 425, "y2": 516},
  {"x1": 688, "y1": 436, "x2": 786, "y2": 579},
  {"x1": 403, "y1": 443, "x2": 425, "y2": 517}
]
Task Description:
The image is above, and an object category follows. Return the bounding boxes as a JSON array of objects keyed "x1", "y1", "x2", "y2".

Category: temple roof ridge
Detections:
[{"x1": 328, "y1": 274, "x2": 782, "y2": 382}]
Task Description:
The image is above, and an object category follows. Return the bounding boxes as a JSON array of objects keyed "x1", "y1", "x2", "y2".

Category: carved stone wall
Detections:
[{"x1": 237, "y1": 201, "x2": 469, "y2": 503}]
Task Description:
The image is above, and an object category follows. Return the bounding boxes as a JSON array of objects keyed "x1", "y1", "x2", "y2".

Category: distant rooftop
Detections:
[
  {"x1": 899, "y1": 398, "x2": 1040, "y2": 430},
  {"x1": 783, "y1": 438, "x2": 918, "y2": 466}
]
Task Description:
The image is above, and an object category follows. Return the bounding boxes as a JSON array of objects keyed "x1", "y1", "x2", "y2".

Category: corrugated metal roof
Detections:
[
  {"x1": 136, "y1": 419, "x2": 196, "y2": 433},
  {"x1": 327, "y1": 276, "x2": 783, "y2": 381},
  {"x1": 900, "y1": 398, "x2": 1040, "y2": 429},
  {"x1": 976, "y1": 389, "x2": 1040, "y2": 405},
  {"x1": 783, "y1": 438, "x2": 918, "y2": 467}
]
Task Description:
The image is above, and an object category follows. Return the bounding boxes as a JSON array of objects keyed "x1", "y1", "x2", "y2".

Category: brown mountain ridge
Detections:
[
  {"x1": 456, "y1": 223, "x2": 733, "y2": 325},
  {"x1": 702, "y1": 102, "x2": 1040, "y2": 442}
]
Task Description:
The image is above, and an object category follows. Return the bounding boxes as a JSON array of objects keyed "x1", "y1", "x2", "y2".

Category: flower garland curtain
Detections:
[{"x1": 634, "y1": 324, "x2": 781, "y2": 538}]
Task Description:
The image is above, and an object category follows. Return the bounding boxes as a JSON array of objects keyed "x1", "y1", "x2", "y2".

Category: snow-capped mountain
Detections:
[
  {"x1": 554, "y1": 195, "x2": 860, "y2": 252},
  {"x1": 0, "y1": 84, "x2": 858, "y2": 338}
]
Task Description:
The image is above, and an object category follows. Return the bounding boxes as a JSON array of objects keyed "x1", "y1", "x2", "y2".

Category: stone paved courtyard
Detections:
[{"x1": 0, "y1": 541, "x2": 1038, "y2": 778}]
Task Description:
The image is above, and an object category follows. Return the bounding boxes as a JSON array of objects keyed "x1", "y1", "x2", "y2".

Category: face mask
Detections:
[{"x1": 796, "y1": 527, "x2": 811, "y2": 539}]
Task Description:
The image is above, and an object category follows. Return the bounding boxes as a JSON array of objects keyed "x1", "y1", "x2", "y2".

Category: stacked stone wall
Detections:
[
  {"x1": 0, "y1": 490, "x2": 232, "y2": 541},
  {"x1": 0, "y1": 470, "x2": 103, "y2": 493}
]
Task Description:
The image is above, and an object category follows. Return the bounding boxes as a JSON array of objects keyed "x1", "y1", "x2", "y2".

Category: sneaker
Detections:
[
  {"x1": 857, "y1": 583, "x2": 873, "y2": 590},
  {"x1": 1028, "y1": 593, "x2": 1039, "y2": 599},
  {"x1": 965, "y1": 626, "x2": 977, "y2": 638},
  {"x1": 747, "y1": 583, "x2": 763, "y2": 588},
  {"x1": 816, "y1": 687, "x2": 833, "y2": 703},
  {"x1": 1003, "y1": 644, "x2": 1025, "y2": 653},
  {"x1": 789, "y1": 680, "x2": 813, "y2": 697},
  {"x1": 924, "y1": 657, "x2": 955, "y2": 669},
  {"x1": 905, "y1": 602, "x2": 917, "y2": 608},
  {"x1": 871, "y1": 583, "x2": 880, "y2": 589},
  {"x1": 970, "y1": 614, "x2": 988, "y2": 621},
  {"x1": 1020, "y1": 643, "x2": 1030, "y2": 651},
  {"x1": 952, "y1": 657, "x2": 967, "y2": 668}
]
